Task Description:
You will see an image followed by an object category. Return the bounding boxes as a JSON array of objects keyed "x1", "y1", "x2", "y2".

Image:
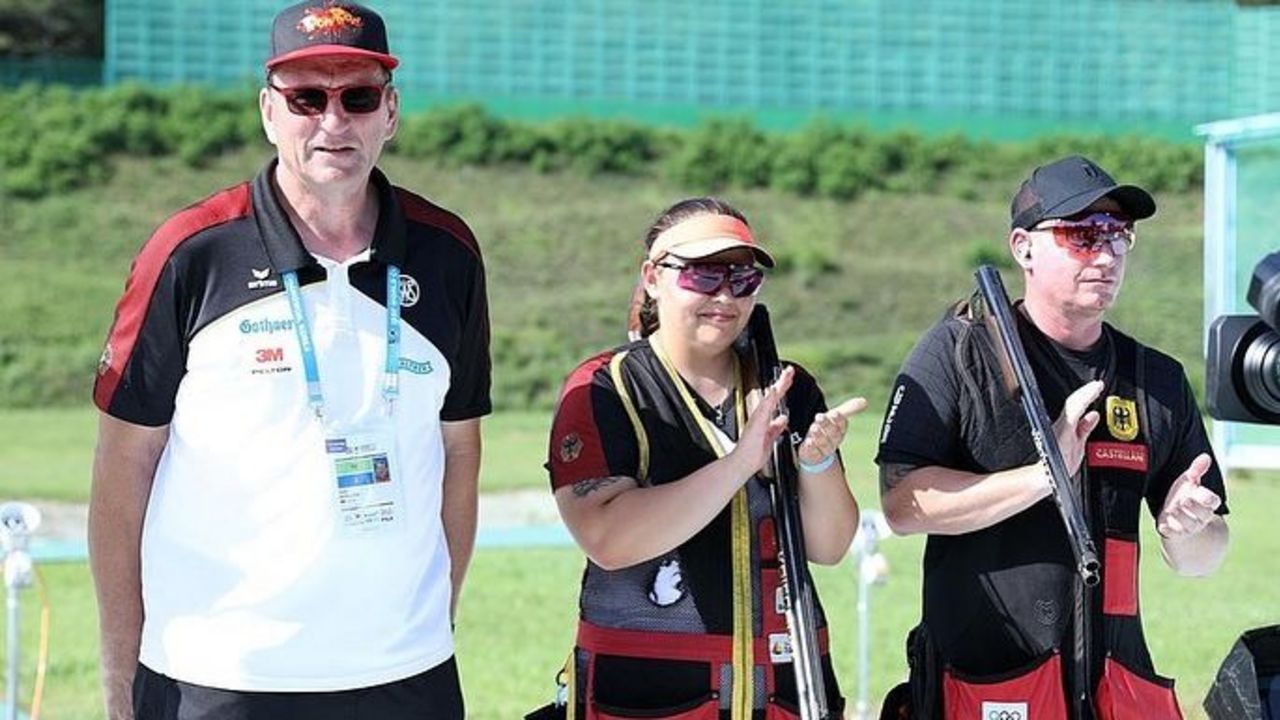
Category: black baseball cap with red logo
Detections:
[{"x1": 266, "y1": 2, "x2": 399, "y2": 71}]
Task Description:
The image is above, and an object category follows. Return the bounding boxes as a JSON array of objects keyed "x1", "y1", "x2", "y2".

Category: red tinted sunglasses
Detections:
[
  {"x1": 1036, "y1": 212, "x2": 1136, "y2": 258},
  {"x1": 268, "y1": 82, "x2": 388, "y2": 116},
  {"x1": 657, "y1": 261, "x2": 765, "y2": 298}
]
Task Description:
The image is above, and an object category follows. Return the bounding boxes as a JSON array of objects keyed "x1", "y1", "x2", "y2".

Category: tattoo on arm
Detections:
[
  {"x1": 879, "y1": 463, "x2": 917, "y2": 495},
  {"x1": 572, "y1": 476, "x2": 625, "y2": 498}
]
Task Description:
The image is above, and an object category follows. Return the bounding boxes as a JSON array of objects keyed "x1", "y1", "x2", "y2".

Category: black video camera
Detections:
[{"x1": 1206, "y1": 251, "x2": 1280, "y2": 425}]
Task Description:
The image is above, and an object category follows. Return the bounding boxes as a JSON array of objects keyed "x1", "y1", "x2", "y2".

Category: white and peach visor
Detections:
[{"x1": 647, "y1": 215, "x2": 775, "y2": 267}]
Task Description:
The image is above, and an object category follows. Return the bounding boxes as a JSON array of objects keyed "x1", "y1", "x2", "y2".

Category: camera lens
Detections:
[{"x1": 1241, "y1": 325, "x2": 1280, "y2": 415}]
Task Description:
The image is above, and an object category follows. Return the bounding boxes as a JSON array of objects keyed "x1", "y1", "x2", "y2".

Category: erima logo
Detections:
[{"x1": 247, "y1": 268, "x2": 279, "y2": 290}]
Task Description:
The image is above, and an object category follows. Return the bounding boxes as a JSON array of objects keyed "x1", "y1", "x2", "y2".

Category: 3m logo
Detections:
[{"x1": 256, "y1": 347, "x2": 285, "y2": 363}]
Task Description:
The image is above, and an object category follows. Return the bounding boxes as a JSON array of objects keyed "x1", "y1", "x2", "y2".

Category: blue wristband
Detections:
[{"x1": 799, "y1": 453, "x2": 836, "y2": 474}]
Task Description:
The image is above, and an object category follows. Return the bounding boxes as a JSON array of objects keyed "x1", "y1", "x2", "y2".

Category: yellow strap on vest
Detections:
[
  {"x1": 564, "y1": 649, "x2": 576, "y2": 720},
  {"x1": 649, "y1": 338, "x2": 753, "y2": 720},
  {"x1": 609, "y1": 351, "x2": 650, "y2": 483}
]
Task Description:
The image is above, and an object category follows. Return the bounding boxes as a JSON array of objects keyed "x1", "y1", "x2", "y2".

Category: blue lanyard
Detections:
[{"x1": 282, "y1": 265, "x2": 401, "y2": 419}]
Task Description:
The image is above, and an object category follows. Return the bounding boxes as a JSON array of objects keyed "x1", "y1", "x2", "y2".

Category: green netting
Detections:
[
  {"x1": 0, "y1": 57, "x2": 102, "y2": 86},
  {"x1": 103, "y1": 0, "x2": 1279, "y2": 128},
  {"x1": 1235, "y1": 5, "x2": 1280, "y2": 117}
]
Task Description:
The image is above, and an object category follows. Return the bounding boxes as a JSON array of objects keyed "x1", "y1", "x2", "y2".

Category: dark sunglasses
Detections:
[
  {"x1": 1035, "y1": 212, "x2": 1136, "y2": 258},
  {"x1": 657, "y1": 261, "x2": 765, "y2": 298},
  {"x1": 268, "y1": 82, "x2": 388, "y2": 116}
]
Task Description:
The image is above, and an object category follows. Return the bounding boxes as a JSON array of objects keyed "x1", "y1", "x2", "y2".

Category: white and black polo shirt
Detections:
[{"x1": 94, "y1": 161, "x2": 490, "y2": 691}]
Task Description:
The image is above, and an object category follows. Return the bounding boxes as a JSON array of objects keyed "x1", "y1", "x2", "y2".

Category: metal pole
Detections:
[
  {"x1": 1, "y1": 502, "x2": 40, "y2": 720},
  {"x1": 4, "y1": 581, "x2": 17, "y2": 720},
  {"x1": 851, "y1": 510, "x2": 890, "y2": 720},
  {"x1": 856, "y1": 556, "x2": 870, "y2": 720}
]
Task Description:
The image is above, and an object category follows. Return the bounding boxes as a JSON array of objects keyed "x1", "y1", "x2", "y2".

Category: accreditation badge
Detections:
[{"x1": 326, "y1": 422, "x2": 405, "y2": 536}]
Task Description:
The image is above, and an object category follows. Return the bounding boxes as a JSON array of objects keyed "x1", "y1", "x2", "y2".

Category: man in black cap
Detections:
[
  {"x1": 875, "y1": 156, "x2": 1228, "y2": 719},
  {"x1": 89, "y1": 3, "x2": 487, "y2": 718}
]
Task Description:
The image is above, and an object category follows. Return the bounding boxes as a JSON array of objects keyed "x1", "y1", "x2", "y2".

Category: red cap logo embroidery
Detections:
[
  {"x1": 297, "y1": 6, "x2": 363, "y2": 38},
  {"x1": 559, "y1": 433, "x2": 583, "y2": 463}
]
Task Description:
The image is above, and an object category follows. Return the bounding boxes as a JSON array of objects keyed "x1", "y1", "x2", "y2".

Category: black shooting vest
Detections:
[
  {"x1": 570, "y1": 341, "x2": 842, "y2": 720},
  {"x1": 916, "y1": 307, "x2": 1182, "y2": 720}
]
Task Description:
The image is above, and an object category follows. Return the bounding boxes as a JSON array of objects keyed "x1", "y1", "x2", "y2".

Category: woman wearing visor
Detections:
[{"x1": 546, "y1": 197, "x2": 866, "y2": 719}]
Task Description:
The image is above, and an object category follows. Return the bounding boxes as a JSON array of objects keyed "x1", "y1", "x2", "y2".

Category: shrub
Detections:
[
  {"x1": 544, "y1": 117, "x2": 663, "y2": 175},
  {"x1": 0, "y1": 340, "x2": 100, "y2": 408},
  {"x1": 666, "y1": 117, "x2": 776, "y2": 190},
  {"x1": 771, "y1": 119, "x2": 845, "y2": 195},
  {"x1": 394, "y1": 103, "x2": 506, "y2": 165},
  {"x1": 966, "y1": 240, "x2": 1015, "y2": 270},
  {"x1": 0, "y1": 86, "x2": 1204, "y2": 205}
]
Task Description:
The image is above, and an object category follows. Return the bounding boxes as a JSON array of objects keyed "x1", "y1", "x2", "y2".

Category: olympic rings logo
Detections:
[{"x1": 987, "y1": 711, "x2": 1023, "y2": 720}]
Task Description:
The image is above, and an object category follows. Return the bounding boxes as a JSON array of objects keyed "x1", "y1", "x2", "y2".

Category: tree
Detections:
[{"x1": 0, "y1": 0, "x2": 102, "y2": 57}]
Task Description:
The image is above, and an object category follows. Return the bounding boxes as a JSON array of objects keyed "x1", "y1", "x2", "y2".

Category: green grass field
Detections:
[{"x1": 1, "y1": 409, "x2": 1277, "y2": 719}]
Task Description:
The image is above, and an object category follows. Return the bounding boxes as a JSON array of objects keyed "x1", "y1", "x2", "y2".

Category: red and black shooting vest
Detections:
[
  {"x1": 917, "y1": 310, "x2": 1196, "y2": 720},
  {"x1": 550, "y1": 341, "x2": 842, "y2": 720}
]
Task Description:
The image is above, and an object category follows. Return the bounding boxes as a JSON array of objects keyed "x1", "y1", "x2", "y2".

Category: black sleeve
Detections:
[
  {"x1": 875, "y1": 318, "x2": 963, "y2": 468},
  {"x1": 1145, "y1": 373, "x2": 1230, "y2": 518},
  {"x1": 94, "y1": 256, "x2": 188, "y2": 427},
  {"x1": 440, "y1": 254, "x2": 492, "y2": 421},
  {"x1": 547, "y1": 353, "x2": 639, "y2": 490}
]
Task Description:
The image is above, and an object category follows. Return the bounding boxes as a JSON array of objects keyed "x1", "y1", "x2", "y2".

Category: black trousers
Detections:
[{"x1": 133, "y1": 657, "x2": 465, "y2": 720}]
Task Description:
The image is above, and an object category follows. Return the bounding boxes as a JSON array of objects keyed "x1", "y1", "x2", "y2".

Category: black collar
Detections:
[
  {"x1": 250, "y1": 159, "x2": 407, "y2": 273},
  {"x1": 1016, "y1": 303, "x2": 1117, "y2": 391}
]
